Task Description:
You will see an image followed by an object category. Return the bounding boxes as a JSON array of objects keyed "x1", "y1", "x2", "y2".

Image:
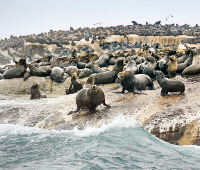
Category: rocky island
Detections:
[{"x1": 0, "y1": 23, "x2": 200, "y2": 146}]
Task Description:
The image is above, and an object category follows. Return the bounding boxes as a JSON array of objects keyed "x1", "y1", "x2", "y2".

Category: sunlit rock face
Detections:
[
  {"x1": 105, "y1": 35, "x2": 194, "y2": 46},
  {"x1": 17, "y1": 43, "x2": 49, "y2": 59},
  {"x1": 0, "y1": 77, "x2": 71, "y2": 95}
]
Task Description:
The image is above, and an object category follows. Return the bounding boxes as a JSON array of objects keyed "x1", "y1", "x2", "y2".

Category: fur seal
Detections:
[
  {"x1": 138, "y1": 63, "x2": 156, "y2": 78},
  {"x1": 124, "y1": 60, "x2": 138, "y2": 74},
  {"x1": 68, "y1": 85, "x2": 110, "y2": 114},
  {"x1": 29, "y1": 64, "x2": 49, "y2": 77},
  {"x1": 90, "y1": 63, "x2": 106, "y2": 73},
  {"x1": 108, "y1": 58, "x2": 117, "y2": 65},
  {"x1": 64, "y1": 66, "x2": 78, "y2": 77},
  {"x1": 166, "y1": 55, "x2": 177, "y2": 77},
  {"x1": 78, "y1": 68, "x2": 93, "y2": 79},
  {"x1": 182, "y1": 63, "x2": 200, "y2": 75},
  {"x1": 154, "y1": 71, "x2": 185, "y2": 96},
  {"x1": 135, "y1": 56, "x2": 145, "y2": 65},
  {"x1": 177, "y1": 54, "x2": 187, "y2": 64},
  {"x1": 177, "y1": 50, "x2": 193, "y2": 73},
  {"x1": 95, "y1": 53, "x2": 110, "y2": 67},
  {"x1": 77, "y1": 62, "x2": 87, "y2": 69},
  {"x1": 3, "y1": 58, "x2": 27, "y2": 79},
  {"x1": 51, "y1": 67, "x2": 67, "y2": 83},
  {"x1": 116, "y1": 71, "x2": 154, "y2": 93},
  {"x1": 66, "y1": 75, "x2": 83, "y2": 95},
  {"x1": 156, "y1": 58, "x2": 167, "y2": 75},
  {"x1": 86, "y1": 58, "x2": 124, "y2": 84},
  {"x1": 30, "y1": 83, "x2": 47, "y2": 99}
]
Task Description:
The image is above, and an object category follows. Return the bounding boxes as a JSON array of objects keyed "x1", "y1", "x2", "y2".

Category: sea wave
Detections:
[{"x1": 0, "y1": 115, "x2": 139, "y2": 137}]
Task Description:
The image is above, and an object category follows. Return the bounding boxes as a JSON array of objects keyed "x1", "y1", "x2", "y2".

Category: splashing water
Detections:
[{"x1": 0, "y1": 116, "x2": 200, "y2": 169}]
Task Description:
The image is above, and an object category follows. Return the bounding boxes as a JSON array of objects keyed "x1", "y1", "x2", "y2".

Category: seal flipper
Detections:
[
  {"x1": 67, "y1": 108, "x2": 80, "y2": 115},
  {"x1": 103, "y1": 100, "x2": 111, "y2": 108},
  {"x1": 133, "y1": 88, "x2": 147, "y2": 95}
]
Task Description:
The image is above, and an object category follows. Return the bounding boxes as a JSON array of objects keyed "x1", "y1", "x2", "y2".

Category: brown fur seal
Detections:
[
  {"x1": 64, "y1": 66, "x2": 78, "y2": 77},
  {"x1": 34, "y1": 54, "x2": 52, "y2": 63},
  {"x1": 90, "y1": 63, "x2": 106, "y2": 73},
  {"x1": 28, "y1": 64, "x2": 49, "y2": 77},
  {"x1": 68, "y1": 85, "x2": 110, "y2": 114},
  {"x1": 51, "y1": 67, "x2": 67, "y2": 83},
  {"x1": 116, "y1": 71, "x2": 154, "y2": 93},
  {"x1": 182, "y1": 63, "x2": 200, "y2": 75},
  {"x1": 154, "y1": 71, "x2": 185, "y2": 96},
  {"x1": 30, "y1": 83, "x2": 47, "y2": 99},
  {"x1": 86, "y1": 58, "x2": 124, "y2": 84},
  {"x1": 95, "y1": 53, "x2": 110, "y2": 67},
  {"x1": 166, "y1": 55, "x2": 177, "y2": 77},
  {"x1": 124, "y1": 60, "x2": 138, "y2": 74},
  {"x1": 177, "y1": 50, "x2": 193, "y2": 73},
  {"x1": 3, "y1": 58, "x2": 27, "y2": 79},
  {"x1": 138, "y1": 63, "x2": 156, "y2": 79},
  {"x1": 78, "y1": 68, "x2": 93, "y2": 79},
  {"x1": 66, "y1": 75, "x2": 83, "y2": 95}
]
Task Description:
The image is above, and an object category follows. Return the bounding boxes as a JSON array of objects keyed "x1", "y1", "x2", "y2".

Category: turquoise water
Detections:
[{"x1": 0, "y1": 118, "x2": 200, "y2": 169}]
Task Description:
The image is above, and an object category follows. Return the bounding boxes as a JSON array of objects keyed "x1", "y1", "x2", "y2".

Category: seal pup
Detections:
[
  {"x1": 66, "y1": 74, "x2": 83, "y2": 95},
  {"x1": 30, "y1": 83, "x2": 47, "y2": 99},
  {"x1": 154, "y1": 71, "x2": 185, "y2": 96},
  {"x1": 116, "y1": 71, "x2": 154, "y2": 93}
]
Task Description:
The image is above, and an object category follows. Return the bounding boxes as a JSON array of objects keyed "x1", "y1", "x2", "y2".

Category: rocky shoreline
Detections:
[
  {"x1": 0, "y1": 74, "x2": 200, "y2": 146},
  {"x1": 1, "y1": 23, "x2": 200, "y2": 146}
]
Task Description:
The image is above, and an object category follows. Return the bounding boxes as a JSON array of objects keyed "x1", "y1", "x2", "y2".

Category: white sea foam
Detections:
[
  {"x1": 72, "y1": 115, "x2": 140, "y2": 137},
  {"x1": 0, "y1": 115, "x2": 139, "y2": 137}
]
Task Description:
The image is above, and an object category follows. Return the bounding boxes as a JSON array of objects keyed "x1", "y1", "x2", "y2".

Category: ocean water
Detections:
[{"x1": 0, "y1": 116, "x2": 200, "y2": 170}]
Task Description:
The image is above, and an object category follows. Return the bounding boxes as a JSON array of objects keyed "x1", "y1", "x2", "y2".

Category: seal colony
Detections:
[{"x1": 0, "y1": 23, "x2": 200, "y2": 145}]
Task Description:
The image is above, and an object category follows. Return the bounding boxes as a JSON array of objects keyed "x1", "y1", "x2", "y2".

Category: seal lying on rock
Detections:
[
  {"x1": 154, "y1": 71, "x2": 185, "y2": 96},
  {"x1": 3, "y1": 58, "x2": 27, "y2": 79},
  {"x1": 90, "y1": 63, "x2": 106, "y2": 73},
  {"x1": 68, "y1": 85, "x2": 110, "y2": 114},
  {"x1": 51, "y1": 67, "x2": 67, "y2": 83},
  {"x1": 182, "y1": 62, "x2": 200, "y2": 75},
  {"x1": 29, "y1": 64, "x2": 49, "y2": 77},
  {"x1": 30, "y1": 83, "x2": 47, "y2": 99},
  {"x1": 177, "y1": 50, "x2": 193, "y2": 73},
  {"x1": 116, "y1": 71, "x2": 154, "y2": 93},
  {"x1": 86, "y1": 58, "x2": 124, "y2": 84},
  {"x1": 78, "y1": 68, "x2": 93, "y2": 79}
]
